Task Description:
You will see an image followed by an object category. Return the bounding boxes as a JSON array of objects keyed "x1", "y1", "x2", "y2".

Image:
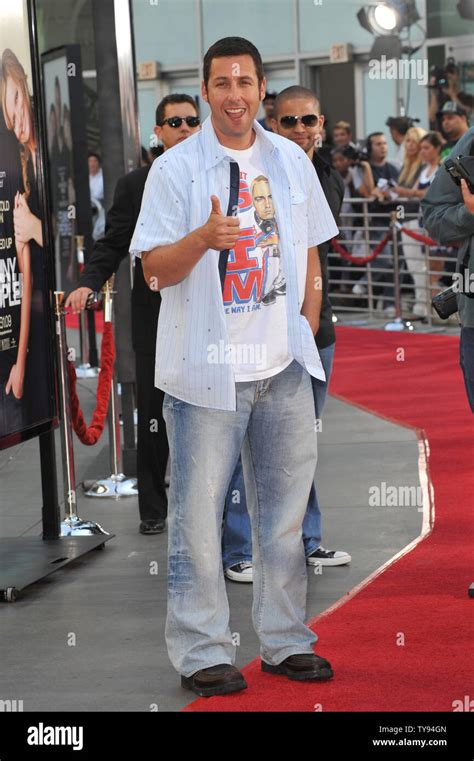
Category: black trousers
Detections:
[{"x1": 135, "y1": 350, "x2": 169, "y2": 521}]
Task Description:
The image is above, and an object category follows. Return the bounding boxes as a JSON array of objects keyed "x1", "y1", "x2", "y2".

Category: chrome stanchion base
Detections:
[
  {"x1": 75, "y1": 363, "x2": 100, "y2": 379},
  {"x1": 60, "y1": 515, "x2": 110, "y2": 537},
  {"x1": 83, "y1": 473, "x2": 138, "y2": 499},
  {"x1": 384, "y1": 317, "x2": 415, "y2": 332}
]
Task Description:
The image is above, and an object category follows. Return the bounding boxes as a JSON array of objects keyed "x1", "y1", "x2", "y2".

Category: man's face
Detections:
[
  {"x1": 271, "y1": 97, "x2": 323, "y2": 155},
  {"x1": 252, "y1": 179, "x2": 274, "y2": 220},
  {"x1": 202, "y1": 54, "x2": 265, "y2": 141},
  {"x1": 333, "y1": 127, "x2": 351, "y2": 147},
  {"x1": 370, "y1": 135, "x2": 388, "y2": 162},
  {"x1": 88, "y1": 156, "x2": 100, "y2": 176},
  {"x1": 389, "y1": 127, "x2": 404, "y2": 146},
  {"x1": 154, "y1": 101, "x2": 200, "y2": 151},
  {"x1": 442, "y1": 113, "x2": 466, "y2": 140}
]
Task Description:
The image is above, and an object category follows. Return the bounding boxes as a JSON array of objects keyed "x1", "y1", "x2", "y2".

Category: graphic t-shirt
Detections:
[{"x1": 223, "y1": 137, "x2": 292, "y2": 381}]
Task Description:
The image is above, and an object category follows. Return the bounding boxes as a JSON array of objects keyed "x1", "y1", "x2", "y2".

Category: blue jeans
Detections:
[
  {"x1": 460, "y1": 326, "x2": 474, "y2": 413},
  {"x1": 162, "y1": 360, "x2": 318, "y2": 676},
  {"x1": 222, "y1": 343, "x2": 335, "y2": 568}
]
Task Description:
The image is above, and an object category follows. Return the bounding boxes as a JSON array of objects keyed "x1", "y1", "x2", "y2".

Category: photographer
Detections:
[
  {"x1": 429, "y1": 59, "x2": 473, "y2": 132},
  {"x1": 422, "y1": 127, "x2": 474, "y2": 412},
  {"x1": 340, "y1": 142, "x2": 374, "y2": 196}
]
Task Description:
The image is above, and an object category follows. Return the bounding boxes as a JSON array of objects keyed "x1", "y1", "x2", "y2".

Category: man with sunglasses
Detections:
[
  {"x1": 223, "y1": 92, "x2": 351, "y2": 585},
  {"x1": 131, "y1": 37, "x2": 338, "y2": 697},
  {"x1": 273, "y1": 89, "x2": 351, "y2": 565},
  {"x1": 65, "y1": 94, "x2": 200, "y2": 535}
]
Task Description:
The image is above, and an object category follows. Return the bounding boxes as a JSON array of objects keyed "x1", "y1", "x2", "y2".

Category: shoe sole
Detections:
[
  {"x1": 181, "y1": 675, "x2": 248, "y2": 697},
  {"x1": 261, "y1": 661, "x2": 333, "y2": 681},
  {"x1": 140, "y1": 528, "x2": 166, "y2": 535},
  {"x1": 224, "y1": 571, "x2": 253, "y2": 583},
  {"x1": 306, "y1": 556, "x2": 351, "y2": 567}
]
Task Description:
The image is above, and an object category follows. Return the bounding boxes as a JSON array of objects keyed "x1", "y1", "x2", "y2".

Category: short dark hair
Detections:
[
  {"x1": 203, "y1": 36, "x2": 264, "y2": 88},
  {"x1": 366, "y1": 132, "x2": 385, "y2": 158},
  {"x1": 88, "y1": 152, "x2": 101, "y2": 163},
  {"x1": 155, "y1": 93, "x2": 198, "y2": 126},
  {"x1": 273, "y1": 86, "x2": 320, "y2": 118}
]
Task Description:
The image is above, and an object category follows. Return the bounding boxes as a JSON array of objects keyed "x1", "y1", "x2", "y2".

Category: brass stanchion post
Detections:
[
  {"x1": 84, "y1": 278, "x2": 138, "y2": 498},
  {"x1": 54, "y1": 291, "x2": 109, "y2": 536}
]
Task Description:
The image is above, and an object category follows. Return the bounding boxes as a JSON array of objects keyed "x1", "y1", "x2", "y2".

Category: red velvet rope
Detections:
[
  {"x1": 331, "y1": 231, "x2": 391, "y2": 265},
  {"x1": 66, "y1": 321, "x2": 115, "y2": 445},
  {"x1": 398, "y1": 226, "x2": 437, "y2": 246}
]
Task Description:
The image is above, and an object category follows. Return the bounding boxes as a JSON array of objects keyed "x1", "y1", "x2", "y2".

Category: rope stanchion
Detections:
[
  {"x1": 54, "y1": 291, "x2": 110, "y2": 539},
  {"x1": 83, "y1": 278, "x2": 138, "y2": 499},
  {"x1": 331, "y1": 231, "x2": 391, "y2": 265},
  {"x1": 67, "y1": 321, "x2": 115, "y2": 445}
]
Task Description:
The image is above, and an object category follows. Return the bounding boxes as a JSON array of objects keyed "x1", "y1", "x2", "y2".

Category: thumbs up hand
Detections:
[{"x1": 199, "y1": 194, "x2": 240, "y2": 251}]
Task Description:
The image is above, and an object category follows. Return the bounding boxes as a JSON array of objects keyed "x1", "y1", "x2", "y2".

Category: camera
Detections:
[
  {"x1": 444, "y1": 155, "x2": 474, "y2": 194},
  {"x1": 342, "y1": 142, "x2": 369, "y2": 164},
  {"x1": 428, "y1": 57, "x2": 458, "y2": 89}
]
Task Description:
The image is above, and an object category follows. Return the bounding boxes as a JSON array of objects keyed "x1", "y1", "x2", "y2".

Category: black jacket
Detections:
[
  {"x1": 312, "y1": 151, "x2": 344, "y2": 349},
  {"x1": 78, "y1": 165, "x2": 160, "y2": 355}
]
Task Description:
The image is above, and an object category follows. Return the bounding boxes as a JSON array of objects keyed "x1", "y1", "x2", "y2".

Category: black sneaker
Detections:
[
  {"x1": 306, "y1": 546, "x2": 351, "y2": 566},
  {"x1": 139, "y1": 519, "x2": 166, "y2": 535},
  {"x1": 224, "y1": 562, "x2": 253, "y2": 583}
]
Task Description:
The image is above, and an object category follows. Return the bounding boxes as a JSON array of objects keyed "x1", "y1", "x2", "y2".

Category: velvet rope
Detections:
[
  {"x1": 398, "y1": 226, "x2": 438, "y2": 246},
  {"x1": 331, "y1": 231, "x2": 392, "y2": 265},
  {"x1": 66, "y1": 321, "x2": 115, "y2": 445}
]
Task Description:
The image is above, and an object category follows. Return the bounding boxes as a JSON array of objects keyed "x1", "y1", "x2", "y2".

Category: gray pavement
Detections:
[{"x1": 0, "y1": 359, "x2": 424, "y2": 712}]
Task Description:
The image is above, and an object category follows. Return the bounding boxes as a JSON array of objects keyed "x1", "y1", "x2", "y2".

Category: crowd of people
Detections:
[{"x1": 272, "y1": 94, "x2": 472, "y2": 318}]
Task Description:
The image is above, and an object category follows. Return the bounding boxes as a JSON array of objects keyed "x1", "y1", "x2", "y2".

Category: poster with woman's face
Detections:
[{"x1": 0, "y1": 0, "x2": 55, "y2": 448}]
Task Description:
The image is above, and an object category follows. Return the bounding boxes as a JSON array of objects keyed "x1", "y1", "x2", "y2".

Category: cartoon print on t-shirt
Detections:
[
  {"x1": 251, "y1": 175, "x2": 286, "y2": 306},
  {"x1": 223, "y1": 172, "x2": 286, "y2": 310}
]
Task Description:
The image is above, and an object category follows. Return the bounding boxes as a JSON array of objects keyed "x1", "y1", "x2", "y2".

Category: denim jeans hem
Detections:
[
  {"x1": 223, "y1": 557, "x2": 252, "y2": 572},
  {"x1": 303, "y1": 541, "x2": 321, "y2": 557},
  {"x1": 181, "y1": 657, "x2": 236, "y2": 679},
  {"x1": 260, "y1": 642, "x2": 318, "y2": 667}
]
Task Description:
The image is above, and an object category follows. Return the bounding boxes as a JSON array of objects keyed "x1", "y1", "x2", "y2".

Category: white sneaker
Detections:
[
  {"x1": 224, "y1": 562, "x2": 253, "y2": 583},
  {"x1": 306, "y1": 547, "x2": 352, "y2": 567}
]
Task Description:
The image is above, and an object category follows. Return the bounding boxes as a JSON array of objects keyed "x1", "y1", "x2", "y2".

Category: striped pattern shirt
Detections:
[{"x1": 129, "y1": 115, "x2": 338, "y2": 410}]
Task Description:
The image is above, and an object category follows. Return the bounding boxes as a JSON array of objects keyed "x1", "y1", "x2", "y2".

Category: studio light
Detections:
[
  {"x1": 357, "y1": 1, "x2": 420, "y2": 36},
  {"x1": 457, "y1": 0, "x2": 474, "y2": 20}
]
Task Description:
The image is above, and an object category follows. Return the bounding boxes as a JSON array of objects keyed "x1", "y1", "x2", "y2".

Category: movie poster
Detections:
[
  {"x1": 42, "y1": 51, "x2": 75, "y2": 291},
  {"x1": 0, "y1": 0, "x2": 56, "y2": 448}
]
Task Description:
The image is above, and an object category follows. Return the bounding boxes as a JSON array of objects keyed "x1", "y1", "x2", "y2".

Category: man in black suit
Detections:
[{"x1": 66, "y1": 94, "x2": 201, "y2": 534}]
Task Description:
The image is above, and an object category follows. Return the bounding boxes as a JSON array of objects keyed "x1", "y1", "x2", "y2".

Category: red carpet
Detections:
[{"x1": 185, "y1": 327, "x2": 474, "y2": 712}]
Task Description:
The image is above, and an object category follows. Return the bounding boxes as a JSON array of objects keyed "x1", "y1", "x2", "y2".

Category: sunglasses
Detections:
[
  {"x1": 279, "y1": 114, "x2": 319, "y2": 129},
  {"x1": 159, "y1": 116, "x2": 200, "y2": 128}
]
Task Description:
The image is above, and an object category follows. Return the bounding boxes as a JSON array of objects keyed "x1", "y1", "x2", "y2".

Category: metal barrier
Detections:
[{"x1": 328, "y1": 197, "x2": 457, "y2": 330}]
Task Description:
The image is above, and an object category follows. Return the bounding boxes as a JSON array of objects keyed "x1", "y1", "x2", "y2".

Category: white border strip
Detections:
[{"x1": 310, "y1": 429, "x2": 435, "y2": 626}]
